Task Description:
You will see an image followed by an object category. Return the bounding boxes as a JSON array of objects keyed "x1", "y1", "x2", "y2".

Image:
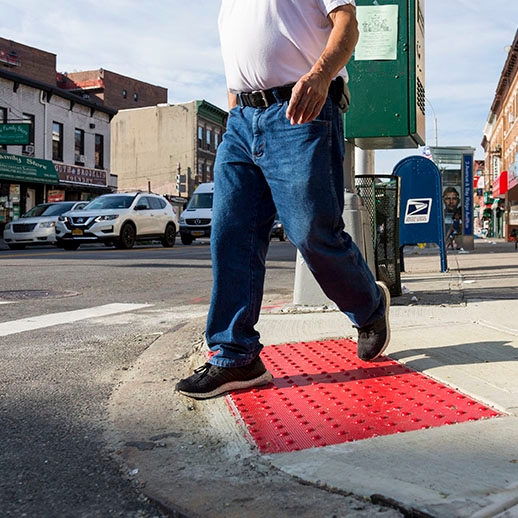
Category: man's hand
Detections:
[{"x1": 286, "y1": 73, "x2": 331, "y2": 125}]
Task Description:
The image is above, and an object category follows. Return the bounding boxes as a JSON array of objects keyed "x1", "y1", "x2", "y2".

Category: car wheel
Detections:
[
  {"x1": 180, "y1": 233, "x2": 193, "y2": 245},
  {"x1": 161, "y1": 223, "x2": 176, "y2": 248},
  {"x1": 8, "y1": 244, "x2": 26, "y2": 250},
  {"x1": 116, "y1": 222, "x2": 136, "y2": 249},
  {"x1": 62, "y1": 242, "x2": 80, "y2": 251}
]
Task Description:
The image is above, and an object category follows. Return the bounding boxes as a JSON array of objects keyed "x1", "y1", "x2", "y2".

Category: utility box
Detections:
[{"x1": 344, "y1": 0, "x2": 426, "y2": 149}]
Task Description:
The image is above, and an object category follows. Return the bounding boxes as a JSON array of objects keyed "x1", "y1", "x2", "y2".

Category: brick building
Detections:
[
  {"x1": 0, "y1": 36, "x2": 172, "y2": 232},
  {"x1": 0, "y1": 38, "x2": 116, "y2": 229},
  {"x1": 57, "y1": 69, "x2": 167, "y2": 110},
  {"x1": 0, "y1": 37, "x2": 56, "y2": 84},
  {"x1": 481, "y1": 29, "x2": 518, "y2": 239}
]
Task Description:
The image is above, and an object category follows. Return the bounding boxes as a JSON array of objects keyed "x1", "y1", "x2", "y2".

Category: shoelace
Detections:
[{"x1": 194, "y1": 363, "x2": 212, "y2": 377}]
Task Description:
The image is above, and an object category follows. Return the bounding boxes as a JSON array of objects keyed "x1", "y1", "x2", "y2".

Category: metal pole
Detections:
[
  {"x1": 425, "y1": 97, "x2": 438, "y2": 147},
  {"x1": 292, "y1": 140, "x2": 375, "y2": 307}
]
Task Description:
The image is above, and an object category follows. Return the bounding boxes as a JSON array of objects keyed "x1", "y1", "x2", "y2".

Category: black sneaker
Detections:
[
  {"x1": 356, "y1": 281, "x2": 391, "y2": 361},
  {"x1": 175, "y1": 355, "x2": 273, "y2": 399}
]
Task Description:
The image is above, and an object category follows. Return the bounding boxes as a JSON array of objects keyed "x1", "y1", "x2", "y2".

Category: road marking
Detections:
[{"x1": 0, "y1": 303, "x2": 152, "y2": 337}]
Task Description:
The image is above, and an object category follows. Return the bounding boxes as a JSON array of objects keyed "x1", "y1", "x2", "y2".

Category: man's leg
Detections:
[
  {"x1": 176, "y1": 107, "x2": 275, "y2": 398},
  {"x1": 259, "y1": 97, "x2": 389, "y2": 359}
]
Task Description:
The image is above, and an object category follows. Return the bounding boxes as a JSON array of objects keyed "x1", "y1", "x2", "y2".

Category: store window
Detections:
[
  {"x1": 95, "y1": 134, "x2": 104, "y2": 169},
  {"x1": 206, "y1": 128, "x2": 212, "y2": 152},
  {"x1": 22, "y1": 113, "x2": 35, "y2": 156},
  {"x1": 74, "y1": 128, "x2": 85, "y2": 165},
  {"x1": 52, "y1": 122, "x2": 63, "y2": 161}
]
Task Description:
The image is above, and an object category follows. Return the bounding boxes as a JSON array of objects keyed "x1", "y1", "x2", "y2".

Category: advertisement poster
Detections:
[
  {"x1": 442, "y1": 184, "x2": 462, "y2": 248},
  {"x1": 47, "y1": 190, "x2": 65, "y2": 202},
  {"x1": 9, "y1": 183, "x2": 20, "y2": 203}
]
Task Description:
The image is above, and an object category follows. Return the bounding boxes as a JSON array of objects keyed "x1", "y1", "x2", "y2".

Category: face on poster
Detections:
[{"x1": 442, "y1": 185, "x2": 462, "y2": 231}]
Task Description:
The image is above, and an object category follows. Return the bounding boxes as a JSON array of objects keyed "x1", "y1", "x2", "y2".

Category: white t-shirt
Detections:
[{"x1": 219, "y1": 0, "x2": 355, "y2": 93}]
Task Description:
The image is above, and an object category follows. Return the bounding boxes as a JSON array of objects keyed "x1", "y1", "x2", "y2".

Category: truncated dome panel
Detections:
[{"x1": 227, "y1": 339, "x2": 502, "y2": 454}]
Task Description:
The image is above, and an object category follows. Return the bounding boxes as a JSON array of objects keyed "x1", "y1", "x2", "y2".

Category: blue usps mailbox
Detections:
[{"x1": 393, "y1": 156, "x2": 447, "y2": 272}]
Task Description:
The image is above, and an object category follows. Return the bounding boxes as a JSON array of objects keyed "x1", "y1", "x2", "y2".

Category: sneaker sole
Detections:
[
  {"x1": 368, "y1": 281, "x2": 391, "y2": 361},
  {"x1": 177, "y1": 370, "x2": 274, "y2": 400}
]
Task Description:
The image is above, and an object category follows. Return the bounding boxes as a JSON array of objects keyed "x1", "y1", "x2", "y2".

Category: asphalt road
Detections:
[{"x1": 0, "y1": 240, "x2": 297, "y2": 517}]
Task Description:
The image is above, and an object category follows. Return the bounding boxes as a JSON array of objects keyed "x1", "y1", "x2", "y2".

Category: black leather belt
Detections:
[{"x1": 236, "y1": 79, "x2": 344, "y2": 109}]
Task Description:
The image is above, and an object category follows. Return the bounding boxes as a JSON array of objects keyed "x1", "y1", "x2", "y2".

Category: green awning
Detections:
[{"x1": 0, "y1": 152, "x2": 59, "y2": 184}]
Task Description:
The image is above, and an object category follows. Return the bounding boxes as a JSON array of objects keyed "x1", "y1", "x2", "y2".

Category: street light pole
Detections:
[{"x1": 425, "y1": 97, "x2": 438, "y2": 147}]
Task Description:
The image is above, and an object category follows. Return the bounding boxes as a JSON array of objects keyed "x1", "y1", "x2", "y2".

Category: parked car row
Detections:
[
  {"x1": 3, "y1": 186, "x2": 289, "y2": 251},
  {"x1": 2, "y1": 192, "x2": 179, "y2": 251}
]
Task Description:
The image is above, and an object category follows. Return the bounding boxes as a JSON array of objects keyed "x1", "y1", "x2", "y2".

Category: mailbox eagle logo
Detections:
[{"x1": 404, "y1": 198, "x2": 432, "y2": 224}]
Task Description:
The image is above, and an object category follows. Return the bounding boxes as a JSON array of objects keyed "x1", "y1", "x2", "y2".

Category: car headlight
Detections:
[
  {"x1": 179, "y1": 215, "x2": 185, "y2": 224},
  {"x1": 4, "y1": 222, "x2": 11, "y2": 230},
  {"x1": 38, "y1": 221, "x2": 56, "y2": 228},
  {"x1": 58, "y1": 216, "x2": 67, "y2": 222},
  {"x1": 94, "y1": 214, "x2": 119, "y2": 222}
]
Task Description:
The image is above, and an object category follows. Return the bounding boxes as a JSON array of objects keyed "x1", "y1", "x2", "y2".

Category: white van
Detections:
[{"x1": 179, "y1": 182, "x2": 214, "y2": 245}]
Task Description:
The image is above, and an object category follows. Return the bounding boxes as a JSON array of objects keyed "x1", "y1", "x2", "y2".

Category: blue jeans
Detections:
[{"x1": 207, "y1": 96, "x2": 384, "y2": 367}]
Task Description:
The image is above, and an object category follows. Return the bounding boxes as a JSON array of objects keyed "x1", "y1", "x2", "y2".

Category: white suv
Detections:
[{"x1": 55, "y1": 192, "x2": 178, "y2": 250}]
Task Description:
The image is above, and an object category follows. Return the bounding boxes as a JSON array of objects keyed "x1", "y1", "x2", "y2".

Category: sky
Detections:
[{"x1": 1, "y1": 0, "x2": 517, "y2": 173}]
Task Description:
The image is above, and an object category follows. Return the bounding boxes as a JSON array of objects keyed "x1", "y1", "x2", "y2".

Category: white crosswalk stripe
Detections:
[{"x1": 0, "y1": 303, "x2": 152, "y2": 337}]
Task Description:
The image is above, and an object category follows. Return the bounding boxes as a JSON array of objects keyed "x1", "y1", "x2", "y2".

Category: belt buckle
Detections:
[
  {"x1": 258, "y1": 89, "x2": 270, "y2": 108},
  {"x1": 249, "y1": 89, "x2": 270, "y2": 108}
]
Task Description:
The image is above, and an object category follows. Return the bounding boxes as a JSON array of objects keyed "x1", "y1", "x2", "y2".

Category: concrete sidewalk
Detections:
[{"x1": 109, "y1": 239, "x2": 518, "y2": 517}]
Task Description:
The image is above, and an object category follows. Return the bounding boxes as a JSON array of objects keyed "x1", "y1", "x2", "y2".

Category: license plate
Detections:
[
  {"x1": 192, "y1": 231, "x2": 204, "y2": 237},
  {"x1": 72, "y1": 229, "x2": 83, "y2": 236}
]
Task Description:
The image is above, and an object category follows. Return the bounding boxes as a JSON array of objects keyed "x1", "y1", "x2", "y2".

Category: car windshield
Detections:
[
  {"x1": 22, "y1": 202, "x2": 76, "y2": 218},
  {"x1": 187, "y1": 192, "x2": 213, "y2": 209},
  {"x1": 85, "y1": 195, "x2": 135, "y2": 210}
]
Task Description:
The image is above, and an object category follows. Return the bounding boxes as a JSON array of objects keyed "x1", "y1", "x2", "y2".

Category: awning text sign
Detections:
[{"x1": 0, "y1": 152, "x2": 59, "y2": 184}]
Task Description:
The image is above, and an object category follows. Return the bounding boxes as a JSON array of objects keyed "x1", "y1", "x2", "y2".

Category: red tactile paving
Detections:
[{"x1": 227, "y1": 338, "x2": 503, "y2": 454}]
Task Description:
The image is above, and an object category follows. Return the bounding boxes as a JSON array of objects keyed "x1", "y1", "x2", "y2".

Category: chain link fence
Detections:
[{"x1": 355, "y1": 175, "x2": 401, "y2": 297}]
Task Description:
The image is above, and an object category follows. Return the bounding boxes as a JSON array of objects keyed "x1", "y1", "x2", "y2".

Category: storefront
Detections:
[
  {"x1": 506, "y1": 158, "x2": 518, "y2": 237},
  {"x1": 54, "y1": 163, "x2": 113, "y2": 201},
  {"x1": 0, "y1": 152, "x2": 114, "y2": 233},
  {"x1": 0, "y1": 151, "x2": 60, "y2": 231},
  {"x1": 492, "y1": 170, "x2": 508, "y2": 238}
]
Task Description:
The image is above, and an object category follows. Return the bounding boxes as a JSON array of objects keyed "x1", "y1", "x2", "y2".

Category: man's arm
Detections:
[
  {"x1": 228, "y1": 91, "x2": 237, "y2": 110},
  {"x1": 286, "y1": 4, "x2": 359, "y2": 125}
]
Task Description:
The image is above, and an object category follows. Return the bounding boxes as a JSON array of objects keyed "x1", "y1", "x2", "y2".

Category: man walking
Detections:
[{"x1": 176, "y1": 0, "x2": 390, "y2": 399}]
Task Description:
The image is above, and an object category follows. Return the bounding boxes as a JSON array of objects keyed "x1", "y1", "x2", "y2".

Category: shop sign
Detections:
[
  {"x1": 54, "y1": 163, "x2": 107, "y2": 187},
  {"x1": 462, "y1": 154, "x2": 473, "y2": 235},
  {"x1": 510, "y1": 203, "x2": 518, "y2": 225},
  {"x1": 48, "y1": 190, "x2": 65, "y2": 202},
  {"x1": 0, "y1": 123, "x2": 30, "y2": 145},
  {"x1": 492, "y1": 170, "x2": 508, "y2": 198},
  {"x1": 0, "y1": 152, "x2": 59, "y2": 184}
]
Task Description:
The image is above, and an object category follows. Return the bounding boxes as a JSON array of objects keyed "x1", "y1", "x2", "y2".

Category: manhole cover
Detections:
[{"x1": 0, "y1": 290, "x2": 79, "y2": 301}]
